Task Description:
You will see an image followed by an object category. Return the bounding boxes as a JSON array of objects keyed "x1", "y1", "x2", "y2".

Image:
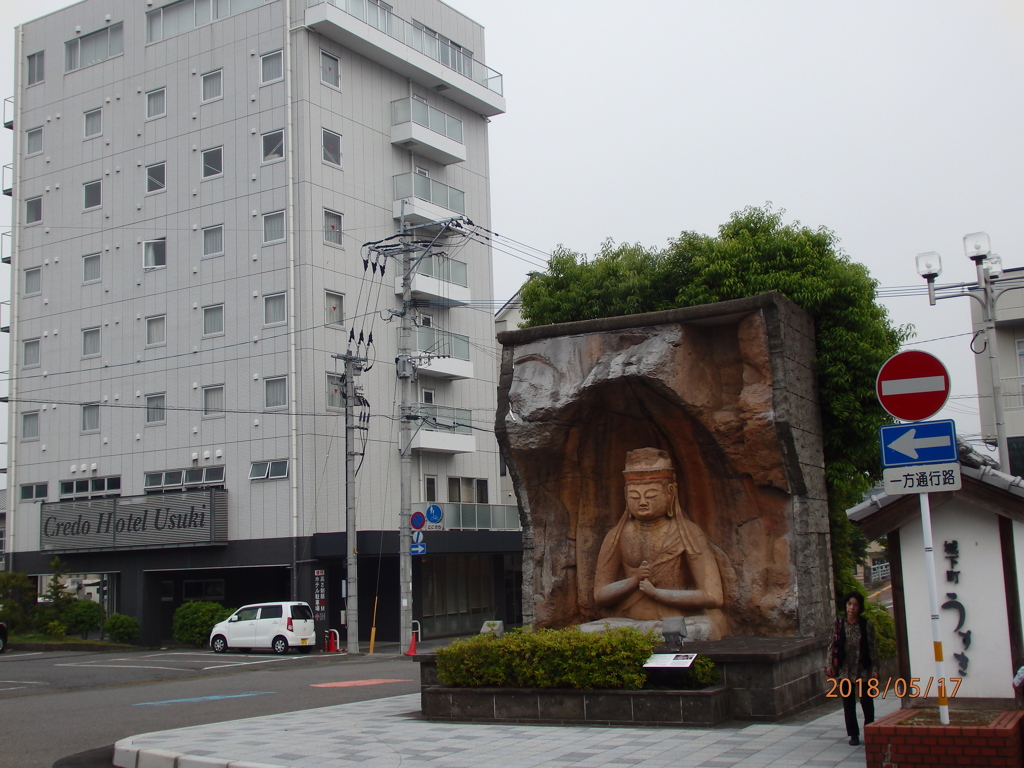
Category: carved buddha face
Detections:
[{"x1": 625, "y1": 478, "x2": 676, "y2": 522}]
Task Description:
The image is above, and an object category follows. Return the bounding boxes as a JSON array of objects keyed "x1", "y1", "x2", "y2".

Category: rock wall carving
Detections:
[{"x1": 496, "y1": 293, "x2": 832, "y2": 639}]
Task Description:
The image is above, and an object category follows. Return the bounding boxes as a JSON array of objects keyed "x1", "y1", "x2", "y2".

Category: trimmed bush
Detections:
[
  {"x1": 104, "y1": 613, "x2": 140, "y2": 644},
  {"x1": 863, "y1": 601, "x2": 897, "y2": 660},
  {"x1": 172, "y1": 601, "x2": 232, "y2": 648},
  {"x1": 44, "y1": 621, "x2": 66, "y2": 639},
  {"x1": 436, "y1": 627, "x2": 660, "y2": 690},
  {"x1": 63, "y1": 599, "x2": 105, "y2": 638}
]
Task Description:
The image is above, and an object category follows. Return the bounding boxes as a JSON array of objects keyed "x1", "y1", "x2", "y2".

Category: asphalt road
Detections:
[{"x1": 0, "y1": 648, "x2": 422, "y2": 768}]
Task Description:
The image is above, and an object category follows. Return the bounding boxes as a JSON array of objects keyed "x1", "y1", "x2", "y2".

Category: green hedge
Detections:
[
  {"x1": 436, "y1": 627, "x2": 661, "y2": 690},
  {"x1": 172, "y1": 601, "x2": 232, "y2": 648},
  {"x1": 104, "y1": 613, "x2": 140, "y2": 644}
]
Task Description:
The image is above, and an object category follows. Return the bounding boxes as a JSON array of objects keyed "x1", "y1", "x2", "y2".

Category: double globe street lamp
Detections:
[{"x1": 916, "y1": 232, "x2": 1024, "y2": 470}]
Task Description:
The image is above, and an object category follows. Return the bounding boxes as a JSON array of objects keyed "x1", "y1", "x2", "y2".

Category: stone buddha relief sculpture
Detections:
[{"x1": 591, "y1": 447, "x2": 727, "y2": 641}]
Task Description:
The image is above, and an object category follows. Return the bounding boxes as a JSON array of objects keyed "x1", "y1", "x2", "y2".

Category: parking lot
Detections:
[{"x1": 0, "y1": 647, "x2": 349, "y2": 698}]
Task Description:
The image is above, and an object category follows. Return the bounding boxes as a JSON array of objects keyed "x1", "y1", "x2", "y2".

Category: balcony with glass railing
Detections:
[
  {"x1": 305, "y1": 0, "x2": 505, "y2": 117},
  {"x1": 393, "y1": 172, "x2": 466, "y2": 226},
  {"x1": 396, "y1": 252, "x2": 471, "y2": 306},
  {"x1": 416, "y1": 325, "x2": 472, "y2": 379},
  {"x1": 392, "y1": 97, "x2": 466, "y2": 165},
  {"x1": 411, "y1": 501, "x2": 521, "y2": 531},
  {"x1": 409, "y1": 403, "x2": 475, "y2": 453}
]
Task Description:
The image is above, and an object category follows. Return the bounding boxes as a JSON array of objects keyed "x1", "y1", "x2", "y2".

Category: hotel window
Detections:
[
  {"x1": 23, "y1": 338, "x2": 40, "y2": 368},
  {"x1": 144, "y1": 238, "x2": 167, "y2": 269},
  {"x1": 325, "y1": 291, "x2": 344, "y2": 326},
  {"x1": 264, "y1": 293, "x2": 286, "y2": 325},
  {"x1": 146, "y1": 315, "x2": 166, "y2": 346},
  {"x1": 83, "y1": 180, "x2": 102, "y2": 210},
  {"x1": 60, "y1": 475, "x2": 120, "y2": 501},
  {"x1": 322, "y1": 129, "x2": 341, "y2": 166},
  {"x1": 24, "y1": 267, "x2": 41, "y2": 296},
  {"x1": 26, "y1": 196, "x2": 41, "y2": 224},
  {"x1": 83, "y1": 253, "x2": 101, "y2": 283},
  {"x1": 202, "y1": 225, "x2": 224, "y2": 257},
  {"x1": 260, "y1": 50, "x2": 283, "y2": 84},
  {"x1": 324, "y1": 210, "x2": 343, "y2": 245},
  {"x1": 250, "y1": 460, "x2": 288, "y2": 480},
  {"x1": 145, "y1": 466, "x2": 224, "y2": 493},
  {"x1": 27, "y1": 51, "x2": 44, "y2": 85},
  {"x1": 262, "y1": 130, "x2": 284, "y2": 162},
  {"x1": 66, "y1": 23, "x2": 123, "y2": 72},
  {"x1": 424, "y1": 475, "x2": 437, "y2": 502},
  {"x1": 263, "y1": 211, "x2": 285, "y2": 244},
  {"x1": 84, "y1": 108, "x2": 102, "y2": 138},
  {"x1": 81, "y1": 404, "x2": 100, "y2": 433},
  {"x1": 203, "y1": 304, "x2": 224, "y2": 336},
  {"x1": 26, "y1": 127, "x2": 43, "y2": 156},
  {"x1": 202, "y1": 147, "x2": 223, "y2": 178},
  {"x1": 145, "y1": 394, "x2": 166, "y2": 424},
  {"x1": 201, "y1": 70, "x2": 222, "y2": 102},
  {"x1": 203, "y1": 385, "x2": 225, "y2": 417},
  {"x1": 147, "y1": 162, "x2": 166, "y2": 193},
  {"x1": 264, "y1": 376, "x2": 287, "y2": 409},
  {"x1": 320, "y1": 51, "x2": 340, "y2": 88},
  {"x1": 146, "y1": 87, "x2": 166, "y2": 119},
  {"x1": 82, "y1": 327, "x2": 100, "y2": 357},
  {"x1": 21, "y1": 482, "x2": 47, "y2": 501},
  {"x1": 327, "y1": 373, "x2": 344, "y2": 409}
]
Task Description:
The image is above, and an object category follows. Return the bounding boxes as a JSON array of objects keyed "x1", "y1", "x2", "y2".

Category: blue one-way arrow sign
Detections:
[
  {"x1": 879, "y1": 419, "x2": 958, "y2": 468},
  {"x1": 410, "y1": 542, "x2": 426, "y2": 556}
]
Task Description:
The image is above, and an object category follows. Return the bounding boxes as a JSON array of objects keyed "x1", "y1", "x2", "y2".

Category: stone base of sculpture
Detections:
[{"x1": 576, "y1": 616, "x2": 717, "y2": 643}]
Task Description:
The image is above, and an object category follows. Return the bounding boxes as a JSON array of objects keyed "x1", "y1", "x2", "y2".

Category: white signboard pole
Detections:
[{"x1": 919, "y1": 491, "x2": 950, "y2": 724}]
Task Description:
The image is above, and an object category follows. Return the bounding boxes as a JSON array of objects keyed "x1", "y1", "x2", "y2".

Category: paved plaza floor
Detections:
[{"x1": 114, "y1": 691, "x2": 898, "y2": 768}]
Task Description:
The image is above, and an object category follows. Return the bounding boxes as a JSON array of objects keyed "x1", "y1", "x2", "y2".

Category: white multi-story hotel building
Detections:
[{"x1": 5, "y1": 0, "x2": 520, "y2": 645}]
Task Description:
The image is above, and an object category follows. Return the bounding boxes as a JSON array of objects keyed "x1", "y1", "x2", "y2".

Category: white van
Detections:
[{"x1": 209, "y1": 601, "x2": 316, "y2": 654}]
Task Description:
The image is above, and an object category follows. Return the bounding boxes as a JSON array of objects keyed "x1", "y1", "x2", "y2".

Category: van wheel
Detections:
[
  {"x1": 272, "y1": 636, "x2": 289, "y2": 655},
  {"x1": 211, "y1": 635, "x2": 228, "y2": 653}
]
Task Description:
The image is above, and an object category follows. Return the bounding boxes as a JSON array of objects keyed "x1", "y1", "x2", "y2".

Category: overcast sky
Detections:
[{"x1": 3, "y1": 0, "x2": 1023, "y2": 463}]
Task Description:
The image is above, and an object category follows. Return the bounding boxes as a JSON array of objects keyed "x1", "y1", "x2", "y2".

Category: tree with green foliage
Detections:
[
  {"x1": 519, "y1": 205, "x2": 910, "y2": 598},
  {"x1": 0, "y1": 571, "x2": 38, "y2": 632},
  {"x1": 41, "y1": 557, "x2": 76, "y2": 626},
  {"x1": 63, "y1": 599, "x2": 105, "y2": 639}
]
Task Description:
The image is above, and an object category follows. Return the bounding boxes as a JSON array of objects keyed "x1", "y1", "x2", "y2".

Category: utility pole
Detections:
[
  {"x1": 334, "y1": 351, "x2": 366, "y2": 654},
  {"x1": 397, "y1": 233, "x2": 415, "y2": 653}
]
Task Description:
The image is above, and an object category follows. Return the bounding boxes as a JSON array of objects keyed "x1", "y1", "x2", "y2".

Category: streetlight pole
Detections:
[{"x1": 917, "y1": 232, "x2": 1021, "y2": 470}]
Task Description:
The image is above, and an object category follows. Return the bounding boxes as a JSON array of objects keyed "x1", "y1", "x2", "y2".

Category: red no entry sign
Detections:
[{"x1": 876, "y1": 350, "x2": 950, "y2": 421}]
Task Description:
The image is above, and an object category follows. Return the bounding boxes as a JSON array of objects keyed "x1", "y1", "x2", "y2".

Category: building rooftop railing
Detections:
[{"x1": 309, "y1": 0, "x2": 502, "y2": 96}]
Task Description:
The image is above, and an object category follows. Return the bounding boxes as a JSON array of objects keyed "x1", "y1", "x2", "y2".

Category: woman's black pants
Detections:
[{"x1": 842, "y1": 685, "x2": 875, "y2": 737}]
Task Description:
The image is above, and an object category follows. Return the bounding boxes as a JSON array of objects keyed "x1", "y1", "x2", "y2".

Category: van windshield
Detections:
[{"x1": 291, "y1": 604, "x2": 313, "y2": 620}]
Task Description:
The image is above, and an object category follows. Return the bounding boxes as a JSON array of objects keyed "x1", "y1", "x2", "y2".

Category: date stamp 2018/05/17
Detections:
[{"x1": 825, "y1": 677, "x2": 961, "y2": 698}]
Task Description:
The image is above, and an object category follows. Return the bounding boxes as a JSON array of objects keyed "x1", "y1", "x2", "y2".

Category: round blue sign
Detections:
[
  {"x1": 426, "y1": 504, "x2": 444, "y2": 524},
  {"x1": 410, "y1": 511, "x2": 426, "y2": 530}
]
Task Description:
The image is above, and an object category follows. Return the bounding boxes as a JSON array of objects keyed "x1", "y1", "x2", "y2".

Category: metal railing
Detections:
[
  {"x1": 416, "y1": 325, "x2": 470, "y2": 360},
  {"x1": 309, "y1": 0, "x2": 503, "y2": 95},
  {"x1": 411, "y1": 501, "x2": 520, "y2": 530},
  {"x1": 870, "y1": 562, "x2": 891, "y2": 582},
  {"x1": 417, "y1": 252, "x2": 467, "y2": 287},
  {"x1": 413, "y1": 403, "x2": 471, "y2": 434},
  {"x1": 1002, "y1": 375, "x2": 1024, "y2": 410},
  {"x1": 394, "y1": 173, "x2": 465, "y2": 214},
  {"x1": 392, "y1": 97, "x2": 464, "y2": 143}
]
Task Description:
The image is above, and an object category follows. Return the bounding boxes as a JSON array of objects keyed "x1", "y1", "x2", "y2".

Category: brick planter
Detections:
[
  {"x1": 421, "y1": 684, "x2": 733, "y2": 726},
  {"x1": 865, "y1": 708, "x2": 1024, "y2": 768}
]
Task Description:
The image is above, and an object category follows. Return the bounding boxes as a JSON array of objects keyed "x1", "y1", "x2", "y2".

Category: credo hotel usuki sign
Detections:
[{"x1": 39, "y1": 490, "x2": 228, "y2": 552}]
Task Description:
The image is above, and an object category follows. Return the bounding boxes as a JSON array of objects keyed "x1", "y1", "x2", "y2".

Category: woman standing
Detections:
[{"x1": 826, "y1": 591, "x2": 878, "y2": 746}]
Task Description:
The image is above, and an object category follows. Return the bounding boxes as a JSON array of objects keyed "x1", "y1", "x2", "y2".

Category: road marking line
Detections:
[
  {"x1": 311, "y1": 679, "x2": 413, "y2": 688},
  {"x1": 56, "y1": 664, "x2": 190, "y2": 671},
  {"x1": 0, "y1": 680, "x2": 47, "y2": 685},
  {"x1": 135, "y1": 692, "x2": 275, "y2": 706},
  {"x1": 202, "y1": 658, "x2": 295, "y2": 670},
  {"x1": 0, "y1": 652, "x2": 43, "y2": 659}
]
